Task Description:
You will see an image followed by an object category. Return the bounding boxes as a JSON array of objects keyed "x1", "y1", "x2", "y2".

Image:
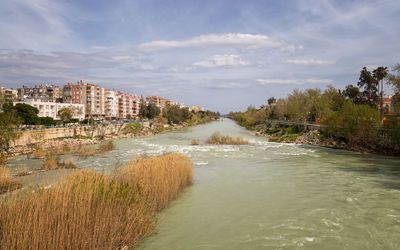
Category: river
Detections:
[{"x1": 8, "y1": 119, "x2": 400, "y2": 249}]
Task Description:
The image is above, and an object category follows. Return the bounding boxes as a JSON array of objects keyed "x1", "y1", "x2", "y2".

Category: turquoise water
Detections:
[{"x1": 9, "y1": 119, "x2": 400, "y2": 249}]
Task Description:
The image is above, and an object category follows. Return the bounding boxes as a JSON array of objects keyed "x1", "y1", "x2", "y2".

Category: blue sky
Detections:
[{"x1": 0, "y1": 0, "x2": 399, "y2": 113}]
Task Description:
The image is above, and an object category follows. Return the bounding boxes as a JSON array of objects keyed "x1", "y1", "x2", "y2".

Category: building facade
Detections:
[
  {"x1": 105, "y1": 90, "x2": 119, "y2": 119},
  {"x1": 62, "y1": 81, "x2": 106, "y2": 118},
  {"x1": 18, "y1": 85, "x2": 61, "y2": 102},
  {"x1": 14, "y1": 99, "x2": 85, "y2": 121},
  {"x1": 118, "y1": 92, "x2": 142, "y2": 119},
  {"x1": 146, "y1": 96, "x2": 169, "y2": 110}
]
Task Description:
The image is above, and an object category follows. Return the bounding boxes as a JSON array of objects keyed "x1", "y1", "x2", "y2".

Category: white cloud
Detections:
[
  {"x1": 137, "y1": 33, "x2": 300, "y2": 51},
  {"x1": 213, "y1": 82, "x2": 249, "y2": 89},
  {"x1": 285, "y1": 59, "x2": 336, "y2": 65},
  {"x1": 193, "y1": 54, "x2": 249, "y2": 68},
  {"x1": 138, "y1": 64, "x2": 155, "y2": 70},
  {"x1": 257, "y1": 78, "x2": 333, "y2": 85}
]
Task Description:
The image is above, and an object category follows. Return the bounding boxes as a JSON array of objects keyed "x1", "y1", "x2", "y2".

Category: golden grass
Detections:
[
  {"x1": 62, "y1": 157, "x2": 76, "y2": 169},
  {"x1": 55, "y1": 145, "x2": 72, "y2": 155},
  {"x1": 0, "y1": 153, "x2": 193, "y2": 249},
  {"x1": 0, "y1": 153, "x2": 7, "y2": 165},
  {"x1": 98, "y1": 140, "x2": 116, "y2": 153},
  {"x1": 16, "y1": 167, "x2": 30, "y2": 177},
  {"x1": 206, "y1": 132, "x2": 249, "y2": 145},
  {"x1": 76, "y1": 147, "x2": 98, "y2": 158},
  {"x1": 32, "y1": 148, "x2": 46, "y2": 159},
  {"x1": 191, "y1": 139, "x2": 200, "y2": 145},
  {"x1": 0, "y1": 166, "x2": 22, "y2": 194},
  {"x1": 42, "y1": 153, "x2": 60, "y2": 170},
  {"x1": 115, "y1": 153, "x2": 194, "y2": 212}
]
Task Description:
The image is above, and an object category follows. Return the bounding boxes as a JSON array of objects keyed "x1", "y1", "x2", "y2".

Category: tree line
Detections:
[{"x1": 231, "y1": 65, "x2": 400, "y2": 153}]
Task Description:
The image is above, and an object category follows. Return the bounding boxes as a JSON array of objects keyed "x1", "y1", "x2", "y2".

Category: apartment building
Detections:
[
  {"x1": 62, "y1": 81, "x2": 106, "y2": 118},
  {"x1": 18, "y1": 85, "x2": 61, "y2": 102},
  {"x1": 14, "y1": 99, "x2": 85, "y2": 121},
  {"x1": 118, "y1": 92, "x2": 142, "y2": 119},
  {"x1": 105, "y1": 90, "x2": 119, "y2": 119},
  {"x1": 0, "y1": 87, "x2": 18, "y2": 110},
  {"x1": 146, "y1": 96, "x2": 169, "y2": 110}
]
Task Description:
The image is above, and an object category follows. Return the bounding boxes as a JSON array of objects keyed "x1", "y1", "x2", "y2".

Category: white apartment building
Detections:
[
  {"x1": 14, "y1": 99, "x2": 85, "y2": 121},
  {"x1": 105, "y1": 90, "x2": 119, "y2": 119}
]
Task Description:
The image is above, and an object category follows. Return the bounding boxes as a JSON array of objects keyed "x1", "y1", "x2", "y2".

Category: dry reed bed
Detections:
[
  {"x1": 0, "y1": 166, "x2": 22, "y2": 194},
  {"x1": 0, "y1": 153, "x2": 193, "y2": 249},
  {"x1": 206, "y1": 133, "x2": 250, "y2": 145}
]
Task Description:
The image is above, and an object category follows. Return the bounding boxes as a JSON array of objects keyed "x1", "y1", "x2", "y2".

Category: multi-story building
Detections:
[
  {"x1": 62, "y1": 81, "x2": 106, "y2": 119},
  {"x1": 146, "y1": 96, "x2": 169, "y2": 110},
  {"x1": 17, "y1": 85, "x2": 61, "y2": 102},
  {"x1": 105, "y1": 90, "x2": 119, "y2": 120},
  {"x1": 0, "y1": 87, "x2": 18, "y2": 110},
  {"x1": 14, "y1": 99, "x2": 85, "y2": 121},
  {"x1": 118, "y1": 92, "x2": 142, "y2": 119}
]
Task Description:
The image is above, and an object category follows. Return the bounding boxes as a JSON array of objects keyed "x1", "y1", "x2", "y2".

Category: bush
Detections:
[
  {"x1": 32, "y1": 148, "x2": 46, "y2": 159},
  {"x1": 38, "y1": 117, "x2": 57, "y2": 126},
  {"x1": 206, "y1": 133, "x2": 249, "y2": 145},
  {"x1": 98, "y1": 141, "x2": 115, "y2": 153},
  {"x1": 122, "y1": 123, "x2": 142, "y2": 134},
  {"x1": 43, "y1": 153, "x2": 60, "y2": 170},
  {"x1": 191, "y1": 139, "x2": 200, "y2": 145}
]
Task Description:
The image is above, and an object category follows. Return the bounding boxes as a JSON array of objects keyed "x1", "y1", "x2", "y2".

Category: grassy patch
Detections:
[
  {"x1": 32, "y1": 148, "x2": 46, "y2": 159},
  {"x1": 191, "y1": 139, "x2": 200, "y2": 145},
  {"x1": 98, "y1": 140, "x2": 116, "y2": 153},
  {"x1": 122, "y1": 123, "x2": 142, "y2": 135},
  {"x1": 206, "y1": 133, "x2": 249, "y2": 145},
  {"x1": 16, "y1": 167, "x2": 30, "y2": 177}
]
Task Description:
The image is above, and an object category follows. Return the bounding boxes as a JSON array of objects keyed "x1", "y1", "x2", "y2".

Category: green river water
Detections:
[{"x1": 8, "y1": 119, "x2": 400, "y2": 249}]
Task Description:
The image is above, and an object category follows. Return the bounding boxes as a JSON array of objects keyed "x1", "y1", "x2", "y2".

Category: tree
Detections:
[
  {"x1": 387, "y1": 64, "x2": 400, "y2": 93},
  {"x1": 373, "y1": 66, "x2": 388, "y2": 119},
  {"x1": 138, "y1": 103, "x2": 148, "y2": 119},
  {"x1": 343, "y1": 84, "x2": 363, "y2": 104},
  {"x1": 0, "y1": 110, "x2": 21, "y2": 152},
  {"x1": 138, "y1": 103, "x2": 160, "y2": 120},
  {"x1": 267, "y1": 97, "x2": 276, "y2": 106},
  {"x1": 3, "y1": 103, "x2": 39, "y2": 125},
  {"x1": 357, "y1": 67, "x2": 379, "y2": 107},
  {"x1": 58, "y1": 108, "x2": 73, "y2": 122},
  {"x1": 147, "y1": 103, "x2": 160, "y2": 119}
]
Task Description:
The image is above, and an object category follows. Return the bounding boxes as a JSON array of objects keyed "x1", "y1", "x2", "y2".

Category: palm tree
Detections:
[{"x1": 373, "y1": 66, "x2": 388, "y2": 121}]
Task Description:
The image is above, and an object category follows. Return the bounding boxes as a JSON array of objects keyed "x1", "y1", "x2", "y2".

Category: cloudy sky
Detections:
[{"x1": 0, "y1": 0, "x2": 399, "y2": 113}]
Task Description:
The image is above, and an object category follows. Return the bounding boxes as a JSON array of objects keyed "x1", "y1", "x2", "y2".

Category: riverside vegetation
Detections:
[
  {"x1": 0, "y1": 102, "x2": 219, "y2": 156},
  {"x1": 231, "y1": 65, "x2": 400, "y2": 155},
  {"x1": 0, "y1": 153, "x2": 193, "y2": 249}
]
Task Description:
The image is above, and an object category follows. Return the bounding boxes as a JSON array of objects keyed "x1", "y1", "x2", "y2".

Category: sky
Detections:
[{"x1": 0, "y1": 0, "x2": 399, "y2": 113}]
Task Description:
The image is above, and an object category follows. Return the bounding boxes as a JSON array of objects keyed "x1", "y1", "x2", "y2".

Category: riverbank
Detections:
[
  {"x1": 5, "y1": 120, "x2": 212, "y2": 156},
  {"x1": 250, "y1": 123, "x2": 399, "y2": 156}
]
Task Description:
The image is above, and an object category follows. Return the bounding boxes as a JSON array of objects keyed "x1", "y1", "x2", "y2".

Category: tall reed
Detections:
[
  {"x1": 0, "y1": 153, "x2": 193, "y2": 249},
  {"x1": 206, "y1": 132, "x2": 249, "y2": 145},
  {"x1": 115, "y1": 153, "x2": 194, "y2": 212},
  {"x1": 0, "y1": 166, "x2": 22, "y2": 194}
]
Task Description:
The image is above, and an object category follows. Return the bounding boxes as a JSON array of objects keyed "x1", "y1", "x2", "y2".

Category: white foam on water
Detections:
[{"x1": 195, "y1": 161, "x2": 209, "y2": 166}]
